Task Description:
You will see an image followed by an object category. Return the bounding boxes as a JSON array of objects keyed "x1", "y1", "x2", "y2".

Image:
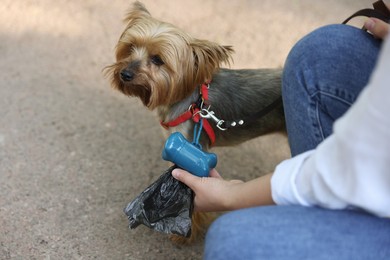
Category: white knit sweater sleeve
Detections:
[{"x1": 271, "y1": 34, "x2": 390, "y2": 217}]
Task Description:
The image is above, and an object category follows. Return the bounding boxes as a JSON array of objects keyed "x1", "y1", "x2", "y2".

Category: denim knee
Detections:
[
  {"x1": 204, "y1": 211, "x2": 249, "y2": 260},
  {"x1": 204, "y1": 206, "x2": 390, "y2": 260},
  {"x1": 282, "y1": 24, "x2": 381, "y2": 155},
  {"x1": 204, "y1": 214, "x2": 231, "y2": 259},
  {"x1": 283, "y1": 24, "x2": 380, "y2": 104}
]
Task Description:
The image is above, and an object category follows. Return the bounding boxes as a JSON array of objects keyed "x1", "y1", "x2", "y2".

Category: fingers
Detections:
[
  {"x1": 172, "y1": 168, "x2": 223, "y2": 189},
  {"x1": 172, "y1": 168, "x2": 245, "y2": 212},
  {"x1": 209, "y1": 168, "x2": 222, "y2": 179},
  {"x1": 171, "y1": 168, "x2": 200, "y2": 190},
  {"x1": 364, "y1": 18, "x2": 389, "y2": 39}
]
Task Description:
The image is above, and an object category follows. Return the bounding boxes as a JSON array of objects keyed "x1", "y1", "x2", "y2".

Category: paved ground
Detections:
[{"x1": 0, "y1": 0, "x2": 371, "y2": 259}]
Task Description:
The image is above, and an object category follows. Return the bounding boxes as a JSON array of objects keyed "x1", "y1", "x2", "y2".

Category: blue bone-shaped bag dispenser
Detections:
[{"x1": 162, "y1": 132, "x2": 217, "y2": 177}]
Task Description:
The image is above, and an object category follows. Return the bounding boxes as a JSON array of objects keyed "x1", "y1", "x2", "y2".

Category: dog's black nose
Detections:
[{"x1": 120, "y1": 70, "x2": 134, "y2": 81}]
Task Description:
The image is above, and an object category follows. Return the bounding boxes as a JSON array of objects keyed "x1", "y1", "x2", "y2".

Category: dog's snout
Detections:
[{"x1": 120, "y1": 70, "x2": 134, "y2": 82}]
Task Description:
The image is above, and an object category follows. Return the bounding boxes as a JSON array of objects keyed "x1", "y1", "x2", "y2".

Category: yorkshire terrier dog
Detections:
[{"x1": 105, "y1": 1, "x2": 285, "y2": 243}]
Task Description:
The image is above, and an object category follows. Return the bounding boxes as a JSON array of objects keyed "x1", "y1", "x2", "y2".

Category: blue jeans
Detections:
[
  {"x1": 205, "y1": 206, "x2": 390, "y2": 260},
  {"x1": 204, "y1": 25, "x2": 389, "y2": 259},
  {"x1": 283, "y1": 24, "x2": 381, "y2": 156}
]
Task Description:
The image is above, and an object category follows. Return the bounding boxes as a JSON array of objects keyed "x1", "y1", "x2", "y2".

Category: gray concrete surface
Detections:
[{"x1": 0, "y1": 0, "x2": 371, "y2": 259}]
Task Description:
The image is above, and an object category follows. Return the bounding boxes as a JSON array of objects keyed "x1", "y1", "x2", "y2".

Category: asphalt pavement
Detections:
[{"x1": 0, "y1": 0, "x2": 372, "y2": 259}]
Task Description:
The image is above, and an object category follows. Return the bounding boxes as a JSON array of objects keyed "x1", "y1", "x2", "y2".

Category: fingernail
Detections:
[{"x1": 172, "y1": 169, "x2": 180, "y2": 178}]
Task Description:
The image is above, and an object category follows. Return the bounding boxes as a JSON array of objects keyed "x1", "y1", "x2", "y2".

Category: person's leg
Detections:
[
  {"x1": 204, "y1": 206, "x2": 390, "y2": 260},
  {"x1": 282, "y1": 24, "x2": 382, "y2": 156}
]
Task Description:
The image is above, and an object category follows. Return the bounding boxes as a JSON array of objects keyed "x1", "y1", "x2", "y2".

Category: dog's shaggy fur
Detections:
[{"x1": 105, "y1": 1, "x2": 285, "y2": 243}]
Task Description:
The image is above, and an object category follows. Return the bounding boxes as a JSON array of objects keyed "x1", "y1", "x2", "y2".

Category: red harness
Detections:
[{"x1": 160, "y1": 83, "x2": 216, "y2": 146}]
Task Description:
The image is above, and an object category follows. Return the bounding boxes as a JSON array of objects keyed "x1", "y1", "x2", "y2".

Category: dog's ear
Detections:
[
  {"x1": 190, "y1": 39, "x2": 234, "y2": 83},
  {"x1": 124, "y1": 1, "x2": 151, "y2": 23}
]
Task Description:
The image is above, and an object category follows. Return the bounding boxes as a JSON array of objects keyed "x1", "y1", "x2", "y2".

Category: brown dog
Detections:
[{"x1": 105, "y1": 1, "x2": 285, "y2": 243}]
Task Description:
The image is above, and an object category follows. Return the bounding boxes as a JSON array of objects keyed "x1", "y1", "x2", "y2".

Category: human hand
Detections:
[
  {"x1": 172, "y1": 168, "x2": 275, "y2": 212},
  {"x1": 172, "y1": 168, "x2": 244, "y2": 212},
  {"x1": 364, "y1": 18, "x2": 389, "y2": 39}
]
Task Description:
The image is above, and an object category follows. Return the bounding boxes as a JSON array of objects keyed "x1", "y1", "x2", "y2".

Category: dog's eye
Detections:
[{"x1": 151, "y1": 55, "x2": 164, "y2": 66}]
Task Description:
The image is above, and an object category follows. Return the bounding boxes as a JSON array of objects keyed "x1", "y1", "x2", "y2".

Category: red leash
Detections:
[{"x1": 160, "y1": 82, "x2": 216, "y2": 145}]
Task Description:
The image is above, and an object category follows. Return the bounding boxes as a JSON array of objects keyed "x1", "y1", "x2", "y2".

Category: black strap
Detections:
[
  {"x1": 373, "y1": 0, "x2": 390, "y2": 17},
  {"x1": 221, "y1": 96, "x2": 283, "y2": 129},
  {"x1": 342, "y1": 0, "x2": 390, "y2": 24}
]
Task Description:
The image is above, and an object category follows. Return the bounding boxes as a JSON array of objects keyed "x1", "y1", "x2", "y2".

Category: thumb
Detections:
[
  {"x1": 364, "y1": 18, "x2": 389, "y2": 39},
  {"x1": 172, "y1": 168, "x2": 201, "y2": 190}
]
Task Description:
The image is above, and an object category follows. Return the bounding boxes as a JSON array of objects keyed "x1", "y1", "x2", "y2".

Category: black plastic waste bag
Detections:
[{"x1": 124, "y1": 165, "x2": 194, "y2": 237}]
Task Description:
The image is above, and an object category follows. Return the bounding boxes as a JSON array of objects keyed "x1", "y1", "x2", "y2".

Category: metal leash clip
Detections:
[{"x1": 198, "y1": 108, "x2": 227, "y2": 131}]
